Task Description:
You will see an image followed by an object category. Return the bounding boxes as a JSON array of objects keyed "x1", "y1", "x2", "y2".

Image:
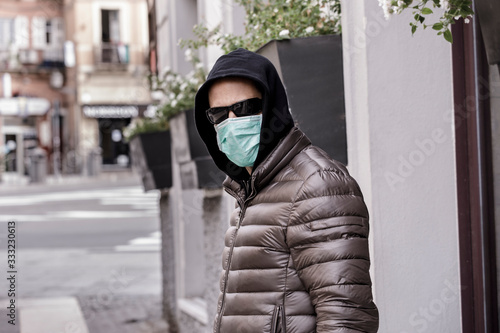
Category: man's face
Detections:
[{"x1": 208, "y1": 77, "x2": 262, "y2": 123}]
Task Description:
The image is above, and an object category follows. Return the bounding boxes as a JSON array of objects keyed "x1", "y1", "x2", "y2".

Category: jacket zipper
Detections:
[
  {"x1": 216, "y1": 177, "x2": 257, "y2": 332},
  {"x1": 271, "y1": 304, "x2": 283, "y2": 333}
]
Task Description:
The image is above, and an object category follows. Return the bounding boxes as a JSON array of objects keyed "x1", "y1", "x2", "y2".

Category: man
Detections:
[{"x1": 195, "y1": 48, "x2": 379, "y2": 333}]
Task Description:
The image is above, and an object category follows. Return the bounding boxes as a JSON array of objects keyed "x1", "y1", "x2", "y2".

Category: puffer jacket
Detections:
[
  {"x1": 215, "y1": 126, "x2": 379, "y2": 333},
  {"x1": 194, "y1": 48, "x2": 378, "y2": 332}
]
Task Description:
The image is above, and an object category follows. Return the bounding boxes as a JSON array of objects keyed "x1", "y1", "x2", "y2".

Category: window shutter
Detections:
[
  {"x1": 14, "y1": 16, "x2": 29, "y2": 48},
  {"x1": 32, "y1": 16, "x2": 46, "y2": 49},
  {"x1": 0, "y1": 19, "x2": 13, "y2": 49},
  {"x1": 51, "y1": 17, "x2": 64, "y2": 47}
]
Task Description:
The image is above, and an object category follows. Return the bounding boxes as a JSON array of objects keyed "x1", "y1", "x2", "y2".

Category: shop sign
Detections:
[{"x1": 82, "y1": 105, "x2": 138, "y2": 118}]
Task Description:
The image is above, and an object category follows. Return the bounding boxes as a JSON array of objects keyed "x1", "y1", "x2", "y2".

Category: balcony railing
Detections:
[
  {"x1": 0, "y1": 48, "x2": 64, "y2": 71},
  {"x1": 94, "y1": 43, "x2": 129, "y2": 70}
]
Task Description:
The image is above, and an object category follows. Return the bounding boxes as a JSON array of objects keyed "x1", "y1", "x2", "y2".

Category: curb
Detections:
[{"x1": 0, "y1": 297, "x2": 89, "y2": 333}]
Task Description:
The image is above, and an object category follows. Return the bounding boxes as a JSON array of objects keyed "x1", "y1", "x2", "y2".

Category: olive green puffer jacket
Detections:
[{"x1": 214, "y1": 127, "x2": 379, "y2": 333}]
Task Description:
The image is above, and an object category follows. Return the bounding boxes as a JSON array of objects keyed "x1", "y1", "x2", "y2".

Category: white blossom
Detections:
[
  {"x1": 171, "y1": 99, "x2": 178, "y2": 107},
  {"x1": 195, "y1": 63, "x2": 204, "y2": 70},
  {"x1": 320, "y1": 5, "x2": 340, "y2": 22},
  {"x1": 279, "y1": 29, "x2": 290, "y2": 38},
  {"x1": 464, "y1": 18, "x2": 470, "y2": 24},
  {"x1": 439, "y1": 0, "x2": 450, "y2": 11},
  {"x1": 160, "y1": 66, "x2": 171, "y2": 76},
  {"x1": 180, "y1": 82, "x2": 188, "y2": 91},
  {"x1": 273, "y1": 8, "x2": 278, "y2": 13},
  {"x1": 184, "y1": 49, "x2": 193, "y2": 62},
  {"x1": 305, "y1": 26, "x2": 314, "y2": 33},
  {"x1": 378, "y1": 0, "x2": 393, "y2": 20},
  {"x1": 393, "y1": 0, "x2": 405, "y2": 14}
]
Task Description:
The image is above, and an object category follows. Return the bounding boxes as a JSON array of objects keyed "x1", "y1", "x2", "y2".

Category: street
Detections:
[{"x1": 0, "y1": 172, "x2": 167, "y2": 333}]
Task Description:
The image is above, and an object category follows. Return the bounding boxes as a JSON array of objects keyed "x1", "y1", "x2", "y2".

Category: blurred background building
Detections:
[
  {"x1": 0, "y1": 0, "x2": 67, "y2": 179},
  {"x1": 67, "y1": 0, "x2": 152, "y2": 173},
  {"x1": 0, "y1": 0, "x2": 153, "y2": 181}
]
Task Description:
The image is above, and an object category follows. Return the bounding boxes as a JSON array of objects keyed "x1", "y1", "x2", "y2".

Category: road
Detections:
[{"x1": 0, "y1": 172, "x2": 167, "y2": 333}]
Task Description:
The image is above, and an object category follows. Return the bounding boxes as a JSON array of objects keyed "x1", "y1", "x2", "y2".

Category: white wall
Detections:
[{"x1": 341, "y1": 1, "x2": 462, "y2": 332}]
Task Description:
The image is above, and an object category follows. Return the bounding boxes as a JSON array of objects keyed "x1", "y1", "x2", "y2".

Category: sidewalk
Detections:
[
  {"x1": 0, "y1": 168, "x2": 168, "y2": 332},
  {"x1": 0, "y1": 168, "x2": 144, "y2": 194},
  {"x1": 0, "y1": 295, "x2": 168, "y2": 333}
]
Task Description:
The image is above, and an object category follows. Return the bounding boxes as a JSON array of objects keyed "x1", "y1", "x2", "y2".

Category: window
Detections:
[
  {"x1": 32, "y1": 16, "x2": 64, "y2": 49},
  {"x1": 0, "y1": 16, "x2": 28, "y2": 50},
  {"x1": 45, "y1": 20, "x2": 51, "y2": 44},
  {"x1": 0, "y1": 18, "x2": 14, "y2": 50},
  {"x1": 101, "y1": 10, "x2": 120, "y2": 43}
]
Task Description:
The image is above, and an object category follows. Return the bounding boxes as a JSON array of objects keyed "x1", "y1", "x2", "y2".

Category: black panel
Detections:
[
  {"x1": 130, "y1": 130, "x2": 172, "y2": 190},
  {"x1": 185, "y1": 108, "x2": 225, "y2": 188},
  {"x1": 185, "y1": 108, "x2": 210, "y2": 159},
  {"x1": 258, "y1": 35, "x2": 347, "y2": 165},
  {"x1": 196, "y1": 158, "x2": 227, "y2": 188},
  {"x1": 475, "y1": 0, "x2": 500, "y2": 65}
]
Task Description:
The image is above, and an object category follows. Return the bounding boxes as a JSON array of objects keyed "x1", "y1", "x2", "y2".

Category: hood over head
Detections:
[{"x1": 195, "y1": 48, "x2": 294, "y2": 183}]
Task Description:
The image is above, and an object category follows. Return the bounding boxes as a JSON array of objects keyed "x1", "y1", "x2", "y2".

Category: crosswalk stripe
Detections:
[
  {"x1": 0, "y1": 210, "x2": 158, "y2": 222},
  {"x1": 113, "y1": 231, "x2": 161, "y2": 252},
  {"x1": 0, "y1": 187, "x2": 158, "y2": 206}
]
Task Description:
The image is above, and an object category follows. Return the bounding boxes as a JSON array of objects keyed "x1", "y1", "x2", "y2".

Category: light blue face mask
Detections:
[{"x1": 215, "y1": 114, "x2": 262, "y2": 167}]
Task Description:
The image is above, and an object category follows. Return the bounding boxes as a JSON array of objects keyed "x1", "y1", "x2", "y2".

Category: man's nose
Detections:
[{"x1": 228, "y1": 111, "x2": 237, "y2": 118}]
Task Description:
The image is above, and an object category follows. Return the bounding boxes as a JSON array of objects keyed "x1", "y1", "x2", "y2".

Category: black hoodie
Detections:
[{"x1": 194, "y1": 48, "x2": 294, "y2": 183}]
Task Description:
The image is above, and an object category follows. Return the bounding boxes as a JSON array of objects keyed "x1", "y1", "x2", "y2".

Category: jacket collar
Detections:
[{"x1": 223, "y1": 127, "x2": 311, "y2": 200}]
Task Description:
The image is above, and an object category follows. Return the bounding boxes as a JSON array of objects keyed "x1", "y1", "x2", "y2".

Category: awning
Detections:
[{"x1": 0, "y1": 97, "x2": 50, "y2": 116}]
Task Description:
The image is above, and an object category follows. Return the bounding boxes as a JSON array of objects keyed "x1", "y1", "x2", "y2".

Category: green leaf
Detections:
[
  {"x1": 412, "y1": 24, "x2": 417, "y2": 34},
  {"x1": 444, "y1": 29, "x2": 453, "y2": 43},
  {"x1": 419, "y1": 16, "x2": 425, "y2": 23},
  {"x1": 414, "y1": 14, "x2": 420, "y2": 21},
  {"x1": 421, "y1": 7, "x2": 433, "y2": 15},
  {"x1": 461, "y1": 4, "x2": 472, "y2": 12},
  {"x1": 432, "y1": 22, "x2": 443, "y2": 30}
]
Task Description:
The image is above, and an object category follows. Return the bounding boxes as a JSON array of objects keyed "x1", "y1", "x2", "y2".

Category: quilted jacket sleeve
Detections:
[{"x1": 287, "y1": 169, "x2": 379, "y2": 332}]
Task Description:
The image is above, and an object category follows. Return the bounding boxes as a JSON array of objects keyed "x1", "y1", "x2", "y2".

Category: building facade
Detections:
[
  {"x1": 65, "y1": 0, "x2": 152, "y2": 172},
  {"x1": 0, "y1": 0, "x2": 68, "y2": 179}
]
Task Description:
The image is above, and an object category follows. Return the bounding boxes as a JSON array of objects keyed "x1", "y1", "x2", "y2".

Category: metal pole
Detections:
[{"x1": 53, "y1": 100, "x2": 61, "y2": 177}]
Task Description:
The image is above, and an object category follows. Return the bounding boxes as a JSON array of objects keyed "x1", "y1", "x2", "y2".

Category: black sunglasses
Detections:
[{"x1": 206, "y1": 98, "x2": 262, "y2": 125}]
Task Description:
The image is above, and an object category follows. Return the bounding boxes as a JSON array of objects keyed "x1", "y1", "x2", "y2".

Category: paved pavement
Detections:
[{"x1": 0, "y1": 170, "x2": 169, "y2": 333}]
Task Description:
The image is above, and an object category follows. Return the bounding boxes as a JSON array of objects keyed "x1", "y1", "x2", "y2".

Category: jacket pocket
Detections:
[
  {"x1": 309, "y1": 216, "x2": 368, "y2": 232},
  {"x1": 271, "y1": 304, "x2": 283, "y2": 333}
]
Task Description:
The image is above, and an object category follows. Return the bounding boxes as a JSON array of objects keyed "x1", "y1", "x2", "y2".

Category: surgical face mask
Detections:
[{"x1": 215, "y1": 114, "x2": 262, "y2": 167}]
